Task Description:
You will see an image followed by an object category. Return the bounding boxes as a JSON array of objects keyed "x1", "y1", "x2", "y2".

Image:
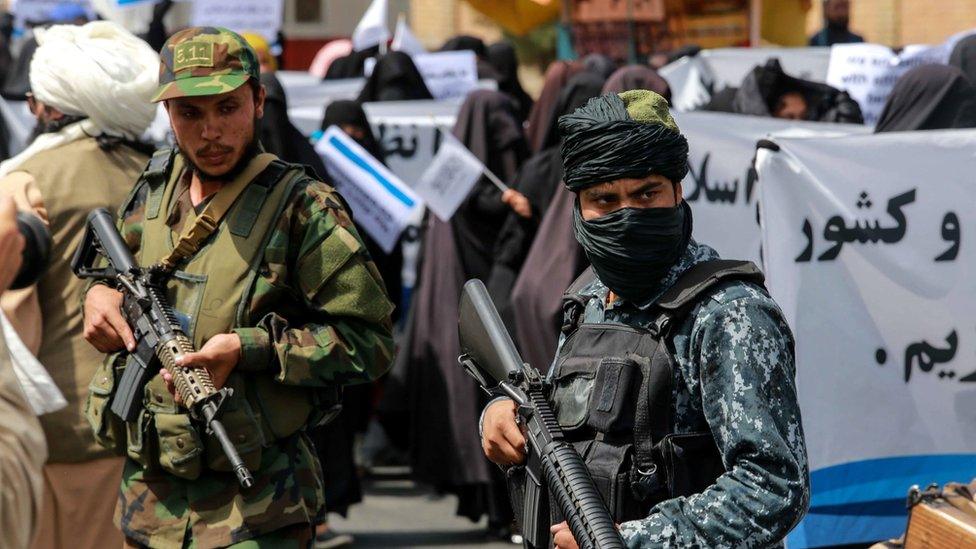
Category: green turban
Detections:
[{"x1": 558, "y1": 89, "x2": 689, "y2": 190}]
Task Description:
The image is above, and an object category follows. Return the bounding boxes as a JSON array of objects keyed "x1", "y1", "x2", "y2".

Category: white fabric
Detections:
[
  {"x1": 30, "y1": 21, "x2": 158, "y2": 140},
  {"x1": 757, "y1": 128, "x2": 976, "y2": 547},
  {"x1": 352, "y1": 0, "x2": 389, "y2": 52},
  {"x1": 0, "y1": 311, "x2": 65, "y2": 416},
  {"x1": 391, "y1": 14, "x2": 426, "y2": 56}
]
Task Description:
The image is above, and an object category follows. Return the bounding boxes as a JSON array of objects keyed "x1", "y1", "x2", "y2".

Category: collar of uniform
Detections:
[{"x1": 579, "y1": 239, "x2": 719, "y2": 312}]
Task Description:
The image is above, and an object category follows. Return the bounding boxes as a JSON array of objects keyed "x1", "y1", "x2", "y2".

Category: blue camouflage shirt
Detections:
[{"x1": 559, "y1": 239, "x2": 810, "y2": 548}]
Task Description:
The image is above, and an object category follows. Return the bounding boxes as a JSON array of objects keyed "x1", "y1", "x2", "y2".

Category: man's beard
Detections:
[
  {"x1": 27, "y1": 114, "x2": 86, "y2": 145},
  {"x1": 177, "y1": 118, "x2": 261, "y2": 184}
]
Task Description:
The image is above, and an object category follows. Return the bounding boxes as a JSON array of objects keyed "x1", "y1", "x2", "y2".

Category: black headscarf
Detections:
[
  {"x1": 487, "y1": 41, "x2": 534, "y2": 123},
  {"x1": 258, "y1": 73, "x2": 327, "y2": 178},
  {"x1": 356, "y1": 51, "x2": 433, "y2": 102},
  {"x1": 732, "y1": 58, "x2": 864, "y2": 123},
  {"x1": 603, "y1": 64, "x2": 672, "y2": 103},
  {"x1": 321, "y1": 99, "x2": 385, "y2": 163},
  {"x1": 582, "y1": 53, "x2": 617, "y2": 80},
  {"x1": 875, "y1": 65, "x2": 976, "y2": 133},
  {"x1": 324, "y1": 45, "x2": 380, "y2": 80},
  {"x1": 949, "y1": 34, "x2": 976, "y2": 86},
  {"x1": 538, "y1": 70, "x2": 608, "y2": 153},
  {"x1": 440, "y1": 35, "x2": 487, "y2": 58},
  {"x1": 440, "y1": 34, "x2": 500, "y2": 80},
  {"x1": 526, "y1": 61, "x2": 584, "y2": 152}
]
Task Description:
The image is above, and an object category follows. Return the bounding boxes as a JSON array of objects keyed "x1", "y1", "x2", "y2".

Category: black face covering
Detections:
[{"x1": 573, "y1": 200, "x2": 692, "y2": 304}]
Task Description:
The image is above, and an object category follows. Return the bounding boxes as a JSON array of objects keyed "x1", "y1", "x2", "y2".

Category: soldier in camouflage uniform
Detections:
[
  {"x1": 82, "y1": 27, "x2": 395, "y2": 548},
  {"x1": 480, "y1": 90, "x2": 810, "y2": 548}
]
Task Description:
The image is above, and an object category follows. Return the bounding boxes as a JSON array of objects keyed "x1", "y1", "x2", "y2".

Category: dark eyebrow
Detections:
[{"x1": 629, "y1": 181, "x2": 663, "y2": 197}]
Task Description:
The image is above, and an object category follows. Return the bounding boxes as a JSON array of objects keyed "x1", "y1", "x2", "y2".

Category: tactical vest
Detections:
[
  {"x1": 86, "y1": 149, "x2": 337, "y2": 480},
  {"x1": 549, "y1": 260, "x2": 766, "y2": 522}
]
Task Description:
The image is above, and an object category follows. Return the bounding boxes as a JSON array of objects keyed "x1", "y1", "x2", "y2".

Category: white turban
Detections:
[{"x1": 30, "y1": 21, "x2": 159, "y2": 139}]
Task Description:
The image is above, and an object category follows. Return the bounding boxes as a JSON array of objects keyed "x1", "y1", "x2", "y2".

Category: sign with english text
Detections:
[{"x1": 757, "y1": 129, "x2": 976, "y2": 548}]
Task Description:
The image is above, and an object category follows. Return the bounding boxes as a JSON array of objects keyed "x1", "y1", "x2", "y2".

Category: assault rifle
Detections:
[
  {"x1": 72, "y1": 208, "x2": 254, "y2": 488},
  {"x1": 458, "y1": 279, "x2": 624, "y2": 549}
]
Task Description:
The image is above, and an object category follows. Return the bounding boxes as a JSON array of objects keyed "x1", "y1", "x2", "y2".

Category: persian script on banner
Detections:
[
  {"x1": 316, "y1": 126, "x2": 423, "y2": 253},
  {"x1": 756, "y1": 129, "x2": 976, "y2": 548}
]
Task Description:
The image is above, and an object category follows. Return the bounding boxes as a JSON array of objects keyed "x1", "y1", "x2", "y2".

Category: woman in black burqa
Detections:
[
  {"x1": 356, "y1": 51, "x2": 434, "y2": 102},
  {"x1": 487, "y1": 41, "x2": 534, "y2": 123},
  {"x1": 395, "y1": 90, "x2": 529, "y2": 539},
  {"x1": 874, "y1": 64, "x2": 976, "y2": 133},
  {"x1": 486, "y1": 70, "x2": 608, "y2": 330}
]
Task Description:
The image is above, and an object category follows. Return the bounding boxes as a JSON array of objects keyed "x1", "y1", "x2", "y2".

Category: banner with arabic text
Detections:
[
  {"x1": 673, "y1": 111, "x2": 867, "y2": 265},
  {"x1": 756, "y1": 129, "x2": 976, "y2": 548}
]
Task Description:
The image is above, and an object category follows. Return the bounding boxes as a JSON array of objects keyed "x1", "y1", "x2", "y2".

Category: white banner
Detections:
[
  {"x1": 757, "y1": 129, "x2": 976, "y2": 547},
  {"x1": 362, "y1": 99, "x2": 459, "y2": 187},
  {"x1": 190, "y1": 0, "x2": 283, "y2": 42},
  {"x1": 825, "y1": 31, "x2": 976, "y2": 126},
  {"x1": 316, "y1": 126, "x2": 422, "y2": 253},
  {"x1": 365, "y1": 50, "x2": 479, "y2": 101},
  {"x1": 673, "y1": 111, "x2": 868, "y2": 264},
  {"x1": 661, "y1": 47, "x2": 831, "y2": 112},
  {"x1": 413, "y1": 130, "x2": 483, "y2": 221}
]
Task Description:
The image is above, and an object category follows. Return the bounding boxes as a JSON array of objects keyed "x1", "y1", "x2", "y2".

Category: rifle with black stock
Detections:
[
  {"x1": 458, "y1": 279, "x2": 625, "y2": 549},
  {"x1": 72, "y1": 207, "x2": 254, "y2": 488}
]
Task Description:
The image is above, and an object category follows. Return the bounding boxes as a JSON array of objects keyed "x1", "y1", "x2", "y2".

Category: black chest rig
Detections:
[{"x1": 549, "y1": 259, "x2": 766, "y2": 522}]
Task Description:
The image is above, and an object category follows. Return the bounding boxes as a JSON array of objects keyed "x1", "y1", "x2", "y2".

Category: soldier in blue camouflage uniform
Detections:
[{"x1": 481, "y1": 90, "x2": 809, "y2": 548}]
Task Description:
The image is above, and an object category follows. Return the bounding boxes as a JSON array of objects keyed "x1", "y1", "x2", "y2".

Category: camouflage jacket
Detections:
[
  {"x1": 113, "y1": 160, "x2": 395, "y2": 548},
  {"x1": 559, "y1": 240, "x2": 810, "y2": 548}
]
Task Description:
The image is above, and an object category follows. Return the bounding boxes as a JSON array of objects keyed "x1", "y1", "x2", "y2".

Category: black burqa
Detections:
[
  {"x1": 949, "y1": 34, "x2": 976, "y2": 84},
  {"x1": 397, "y1": 90, "x2": 528, "y2": 524},
  {"x1": 440, "y1": 35, "x2": 499, "y2": 80},
  {"x1": 526, "y1": 61, "x2": 584, "y2": 152},
  {"x1": 356, "y1": 51, "x2": 433, "y2": 102},
  {"x1": 603, "y1": 64, "x2": 672, "y2": 101},
  {"x1": 732, "y1": 58, "x2": 864, "y2": 123},
  {"x1": 259, "y1": 73, "x2": 328, "y2": 177},
  {"x1": 487, "y1": 41, "x2": 534, "y2": 123},
  {"x1": 486, "y1": 71, "x2": 605, "y2": 329},
  {"x1": 1, "y1": 35, "x2": 36, "y2": 100},
  {"x1": 325, "y1": 45, "x2": 380, "y2": 80},
  {"x1": 874, "y1": 65, "x2": 976, "y2": 133}
]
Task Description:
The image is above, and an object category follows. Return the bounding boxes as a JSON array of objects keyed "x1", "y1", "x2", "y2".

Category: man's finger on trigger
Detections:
[
  {"x1": 107, "y1": 313, "x2": 135, "y2": 351},
  {"x1": 501, "y1": 421, "x2": 526, "y2": 449}
]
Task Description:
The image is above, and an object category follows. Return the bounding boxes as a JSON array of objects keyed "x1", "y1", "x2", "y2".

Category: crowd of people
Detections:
[{"x1": 0, "y1": 2, "x2": 974, "y2": 549}]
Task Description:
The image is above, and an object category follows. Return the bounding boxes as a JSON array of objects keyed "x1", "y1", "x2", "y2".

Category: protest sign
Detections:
[
  {"x1": 190, "y1": 0, "x2": 283, "y2": 42},
  {"x1": 661, "y1": 47, "x2": 831, "y2": 112},
  {"x1": 11, "y1": 0, "x2": 91, "y2": 23},
  {"x1": 316, "y1": 126, "x2": 423, "y2": 253},
  {"x1": 825, "y1": 43, "x2": 948, "y2": 126},
  {"x1": 361, "y1": 99, "x2": 460, "y2": 186},
  {"x1": 366, "y1": 51, "x2": 479, "y2": 100},
  {"x1": 756, "y1": 129, "x2": 976, "y2": 547},
  {"x1": 672, "y1": 111, "x2": 867, "y2": 264},
  {"x1": 412, "y1": 130, "x2": 483, "y2": 221}
]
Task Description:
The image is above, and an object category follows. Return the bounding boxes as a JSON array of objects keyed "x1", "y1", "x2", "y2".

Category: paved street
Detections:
[{"x1": 329, "y1": 474, "x2": 516, "y2": 548}]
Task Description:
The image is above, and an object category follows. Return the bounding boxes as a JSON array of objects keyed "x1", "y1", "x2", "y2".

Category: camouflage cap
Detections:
[{"x1": 152, "y1": 27, "x2": 259, "y2": 103}]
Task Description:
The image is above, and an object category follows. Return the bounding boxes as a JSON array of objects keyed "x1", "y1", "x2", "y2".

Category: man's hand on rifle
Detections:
[
  {"x1": 83, "y1": 284, "x2": 136, "y2": 353},
  {"x1": 551, "y1": 521, "x2": 580, "y2": 549},
  {"x1": 482, "y1": 398, "x2": 528, "y2": 466},
  {"x1": 161, "y1": 333, "x2": 241, "y2": 405}
]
